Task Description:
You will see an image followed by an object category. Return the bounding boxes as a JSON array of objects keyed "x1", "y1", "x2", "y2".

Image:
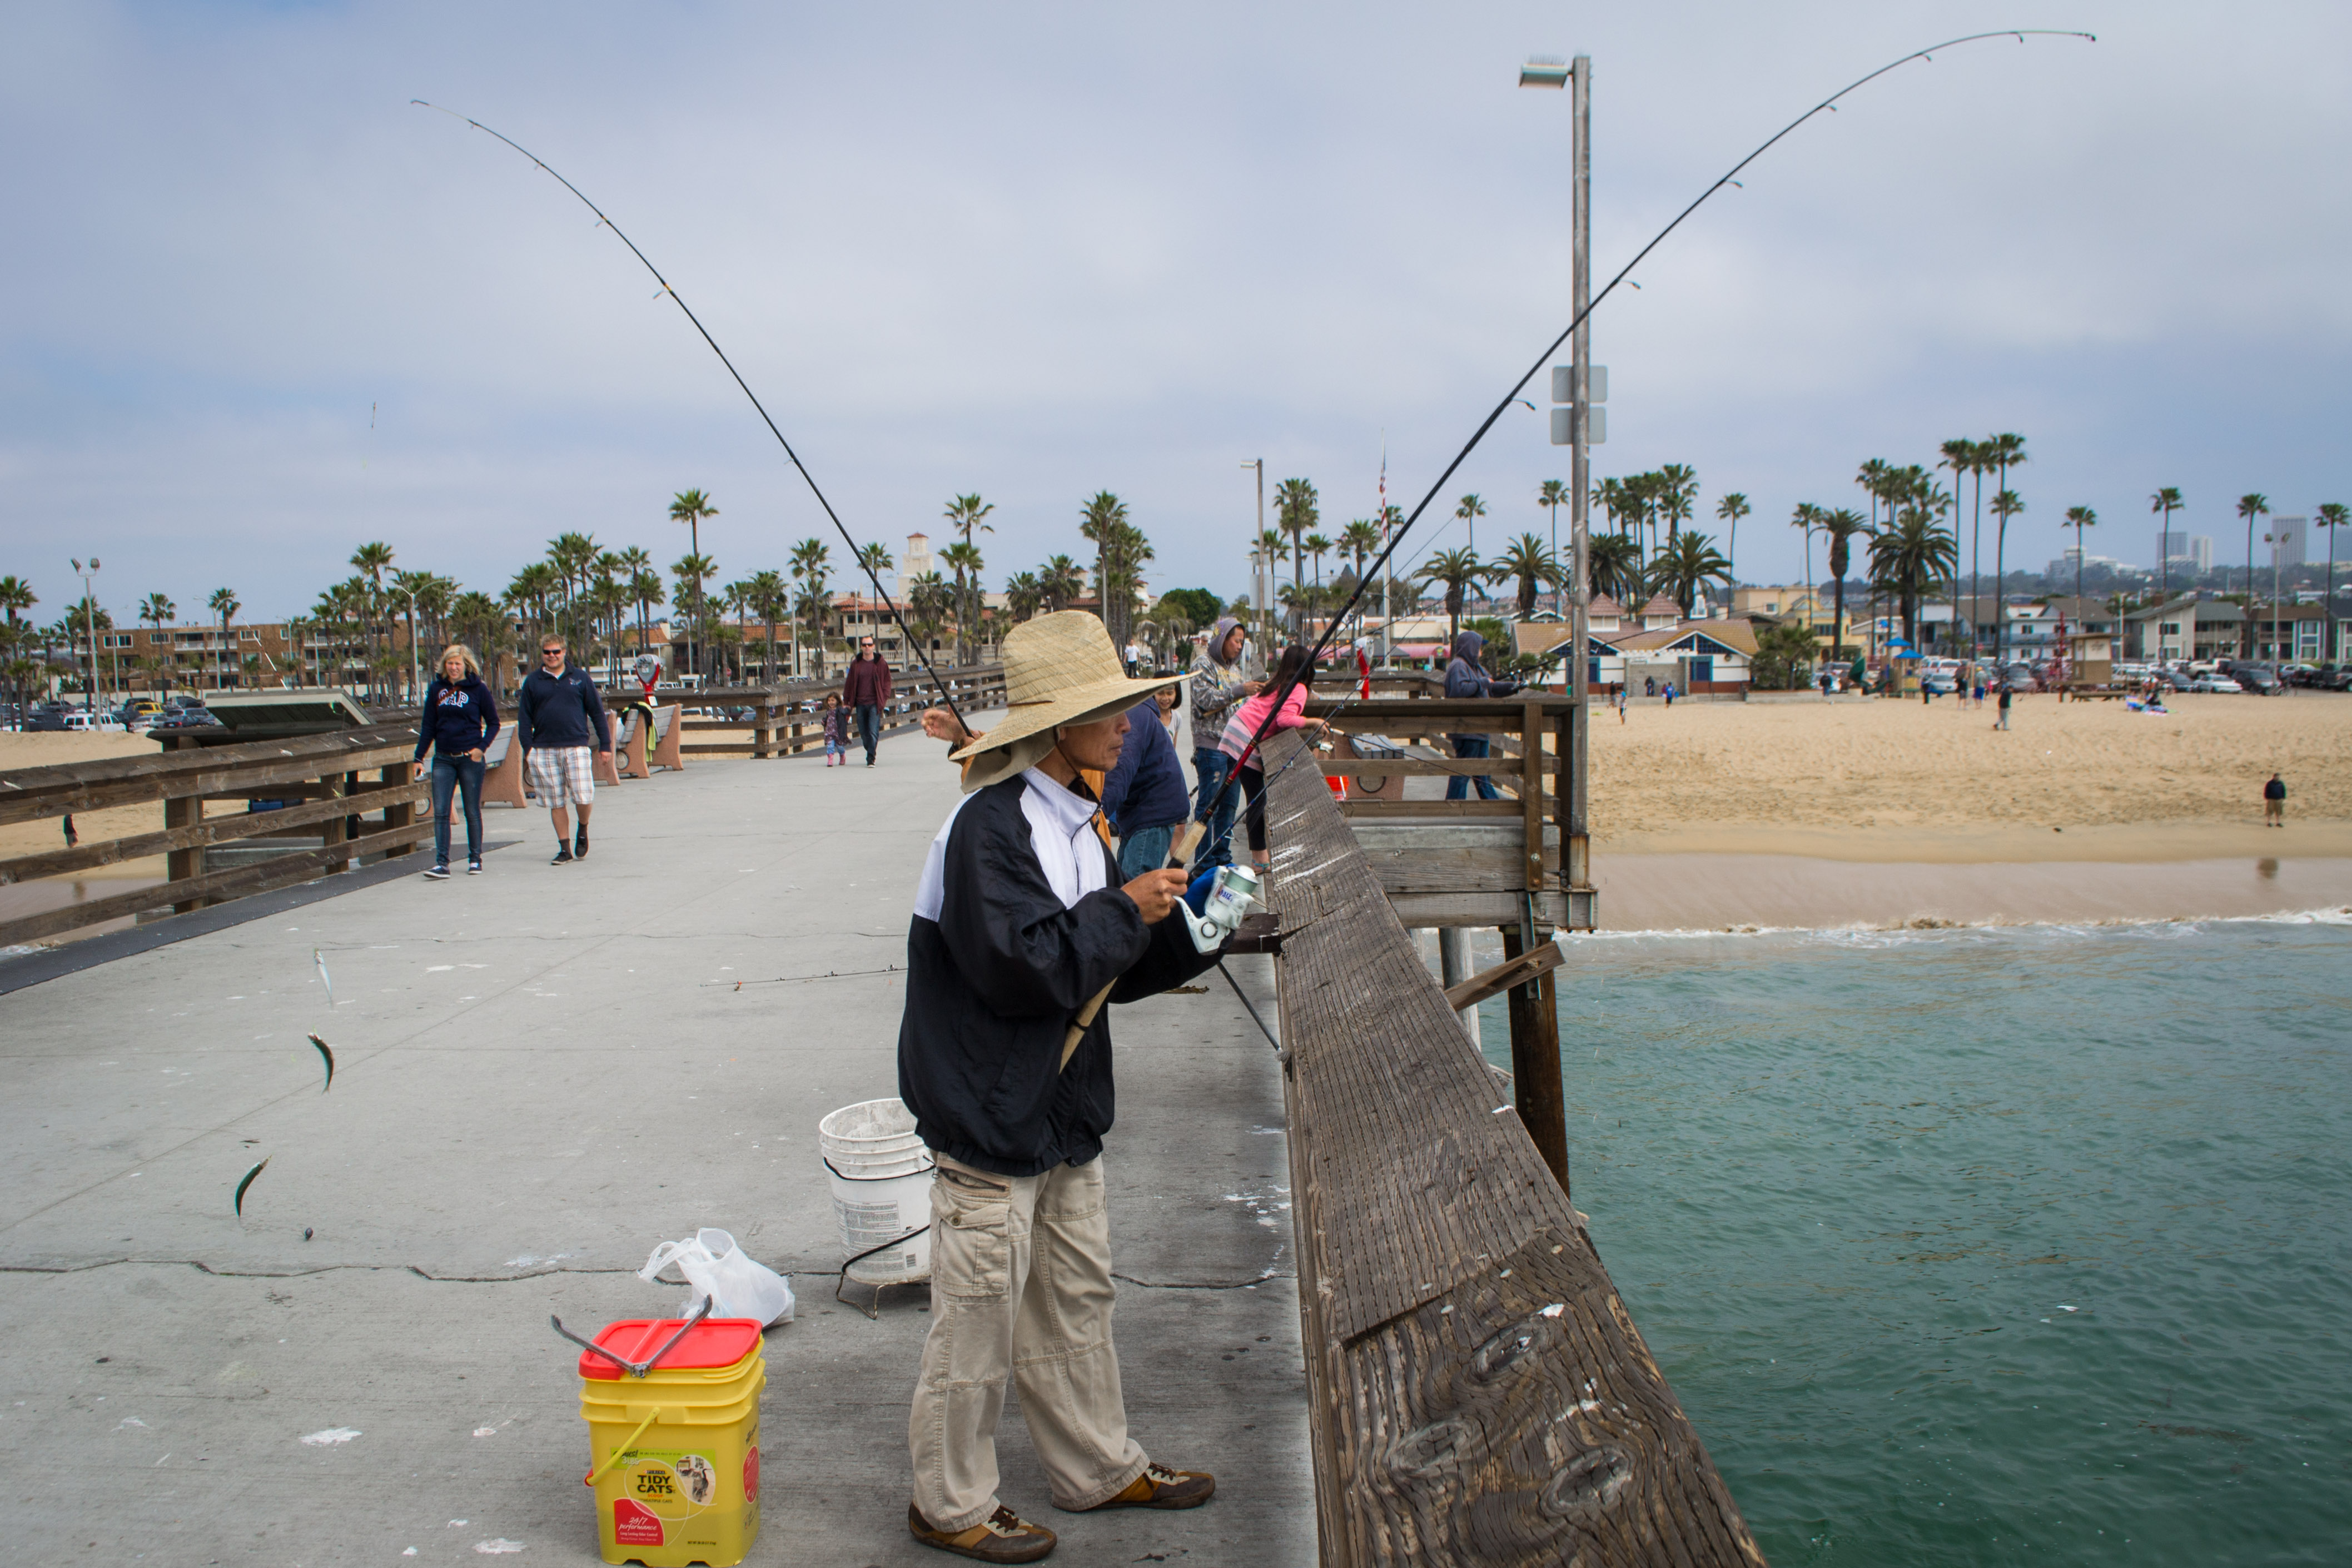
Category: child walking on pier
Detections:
[{"x1": 822, "y1": 694, "x2": 848, "y2": 766}]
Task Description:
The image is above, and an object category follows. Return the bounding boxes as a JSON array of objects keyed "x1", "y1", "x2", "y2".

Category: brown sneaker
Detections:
[
  {"x1": 908, "y1": 1502, "x2": 1056, "y2": 1562},
  {"x1": 1082, "y1": 1462, "x2": 1216, "y2": 1510}
]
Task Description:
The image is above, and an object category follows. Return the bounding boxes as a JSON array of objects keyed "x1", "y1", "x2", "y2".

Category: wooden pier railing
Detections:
[
  {"x1": 1259, "y1": 730, "x2": 1761, "y2": 1566},
  {"x1": 649, "y1": 663, "x2": 1008, "y2": 759},
  {"x1": 0, "y1": 721, "x2": 428, "y2": 947}
]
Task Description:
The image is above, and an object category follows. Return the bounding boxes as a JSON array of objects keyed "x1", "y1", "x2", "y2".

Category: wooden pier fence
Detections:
[{"x1": 1260, "y1": 729, "x2": 1762, "y2": 1566}]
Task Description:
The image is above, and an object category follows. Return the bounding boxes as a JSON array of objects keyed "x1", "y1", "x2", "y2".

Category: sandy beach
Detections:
[{"x1": 1589, "y1": 689, "x2": 2351, "y2": 856}]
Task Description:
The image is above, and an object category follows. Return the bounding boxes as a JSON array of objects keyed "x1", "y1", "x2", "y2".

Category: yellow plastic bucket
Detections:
[{"x1": 577, "y1": 1318, "x2": 767, "y2": 1566}]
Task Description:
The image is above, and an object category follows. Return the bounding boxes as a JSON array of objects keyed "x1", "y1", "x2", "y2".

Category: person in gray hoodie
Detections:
[
  {"x1": 1442, "y1": 629, "x2": 1520, "y2": 802},
  {"x1": 1185, "y1": 618, "x2": 1260, "y2": 868}
]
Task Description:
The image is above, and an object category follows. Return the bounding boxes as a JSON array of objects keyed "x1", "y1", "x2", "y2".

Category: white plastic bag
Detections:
[{"x1": 638, "y1": 1227, "x2": 794, "y2": 1326}]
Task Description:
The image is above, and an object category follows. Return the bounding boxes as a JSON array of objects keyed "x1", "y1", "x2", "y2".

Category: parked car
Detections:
[
  {"x1": 2234, "y1": 666, "x2": 2283, "y2": 695},
  {"x1": 2187, "y1": 674, "x2": 2242, "y2": 694},
  {"x1": 22, "y1": 705, "x2": 72, "y2": 732}
]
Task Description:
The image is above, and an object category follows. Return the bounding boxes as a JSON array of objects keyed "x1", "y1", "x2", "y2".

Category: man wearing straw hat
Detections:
[{"x1": 899, "y1": 611, "x2": 1226, "y2": 1562}]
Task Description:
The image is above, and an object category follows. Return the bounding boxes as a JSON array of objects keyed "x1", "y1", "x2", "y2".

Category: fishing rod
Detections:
[
  {"x1": 1185, "y1": 29, "x2": 2096, "y2": 859},
  {"x1": 411, "y1": 101, "x2": 972, "y2": 734}
]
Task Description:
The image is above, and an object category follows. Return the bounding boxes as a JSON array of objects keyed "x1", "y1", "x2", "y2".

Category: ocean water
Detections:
[{"x1": 1482, "y1": 913, "x2": 2352, "y2": 1566}]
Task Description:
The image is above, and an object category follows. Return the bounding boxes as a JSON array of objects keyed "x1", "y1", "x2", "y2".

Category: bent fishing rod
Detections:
[
  {"x1": 1182, "y1": 28, "x2": 2095, "y2": 864},
  {"x1": 411, "y1": 101, "x2": 972, "y2": 734}
]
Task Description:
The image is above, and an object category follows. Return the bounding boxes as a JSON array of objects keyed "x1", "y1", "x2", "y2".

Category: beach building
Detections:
[
  {"x1": 2124, "y1": 596, "x2": 2247, "y2": 662},
  {"x1": 1602, "y1": 618, "x2": 1758, "y2": 695}
]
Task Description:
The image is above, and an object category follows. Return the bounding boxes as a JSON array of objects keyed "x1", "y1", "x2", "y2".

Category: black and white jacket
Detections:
[{"x1": 897, "y1": 767, "x2": 1223, "y2": 1178}]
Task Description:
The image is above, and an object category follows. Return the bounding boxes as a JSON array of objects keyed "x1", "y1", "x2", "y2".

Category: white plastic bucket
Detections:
[{"x1": 819, "y1": 1098, "x2": 933, "y2": 1285}]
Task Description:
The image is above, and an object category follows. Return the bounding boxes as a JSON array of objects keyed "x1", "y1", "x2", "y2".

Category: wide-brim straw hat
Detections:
[{"x1": 951, "y1": 611, "x2": 1179, "y2": 763}]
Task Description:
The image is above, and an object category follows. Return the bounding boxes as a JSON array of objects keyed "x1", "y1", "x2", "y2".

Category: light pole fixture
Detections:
[
  {"x1": 1241, "y1": 458, "x2": 1265, "y2": 654},
  {"x1": 1521, "y1": 52, "x2": 1594, "y2": 918},
  {"x1": 71, "y1": 556, "x2": 101, "y2": 714}
]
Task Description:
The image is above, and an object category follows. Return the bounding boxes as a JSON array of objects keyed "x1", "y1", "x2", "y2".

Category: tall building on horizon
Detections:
[{"x1": 2266, "y1": 516, "x2": 2307, "y2": 568}]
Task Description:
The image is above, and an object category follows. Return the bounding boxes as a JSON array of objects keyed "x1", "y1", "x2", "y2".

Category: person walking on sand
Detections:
[
  {"x1": 822, "y1": 693, "x2": 848, "y2": 766},
  {"x1": 2264, "y1": 773, "x2": 2286, "y2": 826},
  {"x1": 1995, "y1": 682, "x2": 2012, "y2": 732},
  {"x1": 901, "y1": 611, "x2": 1222, "y2": 1562},
  {"x1": 411, "y1": 643, "x2": 499, "y2": 879},
  {"x1": 518, "y1": 635, "x2": 611, "y2": 865},
  {"x1": 1185, "y1": 618, "x2": 1260, "y2": 872},
  {"x1": 843, "y1": 635, "x2": 893, "y2": 766}
]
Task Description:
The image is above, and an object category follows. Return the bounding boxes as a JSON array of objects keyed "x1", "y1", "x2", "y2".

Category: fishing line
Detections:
[
  {"x1": 411, "y1": 101, "x2": 973, "y2": 733},
  {"x1": 1187, "y1": 29, "x2": 2095, "y2": 854}
]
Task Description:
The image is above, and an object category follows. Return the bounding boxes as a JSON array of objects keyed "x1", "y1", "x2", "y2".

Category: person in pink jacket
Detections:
[{"x1": 1214, "y1": 645, "x2": 1331, "y2": 869}]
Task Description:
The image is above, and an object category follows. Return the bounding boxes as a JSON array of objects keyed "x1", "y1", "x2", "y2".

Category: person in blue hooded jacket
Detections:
[
  {"x1": 1441, "y1": 629, "x2": 1520, "y2": 802},
  {"x1": 410, "y1": 644, "x2": 500, "y2": 878}
]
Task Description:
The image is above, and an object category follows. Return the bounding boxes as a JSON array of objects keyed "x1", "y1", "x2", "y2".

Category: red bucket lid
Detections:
[{"x1": 578, "y1": 1318, "x2": 763, "y2": 1380}]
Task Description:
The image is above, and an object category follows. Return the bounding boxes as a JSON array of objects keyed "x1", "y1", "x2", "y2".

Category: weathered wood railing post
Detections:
[
  {"x1": 379, "y1": 763, "x2": 414, "y2": 858},
  {"x1": 1259, "y1": 731, "x2": 1760, "y2": 1565}
]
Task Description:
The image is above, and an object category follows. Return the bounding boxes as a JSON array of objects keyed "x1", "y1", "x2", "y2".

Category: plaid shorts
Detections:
[{"x1": 525, "y1": 745, "x2": 596, "y2": 809}]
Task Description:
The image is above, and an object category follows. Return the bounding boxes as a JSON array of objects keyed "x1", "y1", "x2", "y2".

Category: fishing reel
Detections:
[{"x1": 1184, "y1": 863, "x2": 1264, "y2": 955}]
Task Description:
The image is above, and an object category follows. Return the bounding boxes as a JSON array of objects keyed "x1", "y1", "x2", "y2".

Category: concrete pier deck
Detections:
[{"x1": 0, "y1": 731, "x2": 1309, "y2": 1565}]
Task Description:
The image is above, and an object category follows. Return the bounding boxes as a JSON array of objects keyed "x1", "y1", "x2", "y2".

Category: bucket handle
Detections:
[
  {"x1": 582, "y1": 1407, "x2": 664, "y2": 1488},
  {"x1": 823, "y1": 1155, "x2": 936, "y2": 1182},
  {"x1": 552, "y1": 1295, "x2": 713, "y2": 1379}
]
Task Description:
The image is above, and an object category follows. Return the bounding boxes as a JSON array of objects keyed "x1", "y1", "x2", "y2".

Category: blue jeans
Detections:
[
  {"x1": 856, "y1": 703, "x2": 882, "y2": 762},
  {"x1": 1118, "y1": 823, "x2": 1175, "y2": 879},
  {"x1": 1191, "y1": 747, "x2": 1237, "y2": 868},
  {"x1": 430, "y1": 755, "x2": 486, "y2": 865},
  {"x1": 1445, "y1": 735, "x2": 1501, "y2": 801}
]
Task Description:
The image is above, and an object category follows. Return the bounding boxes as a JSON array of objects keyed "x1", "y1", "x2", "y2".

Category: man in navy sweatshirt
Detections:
[{"x1": 516, "y1": 636, "x2": 611, "y2": 865}]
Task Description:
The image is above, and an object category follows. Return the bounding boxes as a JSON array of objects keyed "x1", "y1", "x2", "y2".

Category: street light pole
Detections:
[
  {"x1": 71, "y1": 557, "x2": 101, "y2": 714},
  {"x1": 1242, "y1": 459, "x2": 1265, "y2": 656},
  {"x1": 1522, "y1": 52, "x2": 1594, "y2": 908}
]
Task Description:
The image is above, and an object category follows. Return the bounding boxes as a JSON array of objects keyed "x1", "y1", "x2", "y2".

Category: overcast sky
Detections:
[{"x1": 4, "y1": 1, "x2": 2349, "y2": 627}]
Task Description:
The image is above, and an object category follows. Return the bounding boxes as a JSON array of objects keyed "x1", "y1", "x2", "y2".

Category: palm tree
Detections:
[
  {"x1": 1532, "y1": 480, "x2": 1570, "y2": 614},
  {"x1": 1714, "y1": 492, "x2": 1749, "y2": 579},
  {"x1": 1004, "y1": 570, "x2": 1044, "y2": 624},
  {"x1": 1270, "y1": 480, "x2": 1318, "y2": 633},
  {"x1": 350, "y1": 541, "x2": 394, "y2": 696},
  {"x1": 1988, "y1": 490, "x2": 2023, "y2": 666},
  {"x1": 1587, "y1": 534, "x2": 1641, "y2": 606},
  {"x1": 2063, "y1": 506, "x2": 2099, "y2": 619},
  {"x1": 1984, "y1": 434, "x2": 2028, "y2": 641},
  {"x1": 1818, "y1": 508, "x2": 1869, "y2": 663},
  {"x1": 1454, "y1": 493, "x2": 1488, "y2": 561},
  {"x1": 2318, "y1": 503, "x2": 2348, "y2": 660},
  {"x1": 1868, "y1": 509, "x2": 1958, "y2": 652},
  {"x1": 447, "y1": 591, "x2": 503, "y2": 684},
  {"x1": 789, "y1": 539, "x2": 831, "y2": 676},
  {"x1": 1100, "y1": 522, "x2": 1153, "y2": 655},
  {"x1": 1300, "y1": 533, "x2": 1332, "y2": 628},
  {"x1": 748, "y1": 569, "x2": 787, "y2": 681},
  {"x1": 944, "y1": 493, "x2": 994, "y2": 552},
  {"x1": 207, "y1": 586, "x2": 240, "y2": 691},
  {"x1": 2235, "y1": 493, "x2": 2269, "y2": 605},
  {"x1": 1654, "y1": 531, "x2": 1732, "y2": 618},
  {"x1": 669, "y1": 489, "x2": 718, "y2": 675},
  {"x1": 1079, "y1": 489, "x2": 1131, "y2": 631},
  {"x1": 1938, "y1": 439, "x2": 1983, "y2": 655},
  {"x1": 1416, "y1": 547, "x2": 1486, "y2": 641},
  {"x1": 671, "y1": 552, "x2": 717, "y2": 676},
  {"x1": 940, "y1": 540, "x2": 984, "y2": 663},
  {"x1": 2149, "y1": 486, "x2": 2184, "y2": 618},
  {"x1": 1039, "y1": 555, "x2": 1085, "y2": 615},
  {"x1": 137, "y1": 593, "x2": 176, "y2": 694},
  {"x1": 0, "y1": 575, "x2": 36, "y2": 722},
  {"x1": 904, "y1": 571, "x2": 953, "y2": 655},
  {"x1": 1493, "y1": 533, "x2": 1561, "y2": 620},
  {"x1": 1788, "y1": 502, "x2": 1822, "y2": 613},
  {"x1": 1655, "y1": 465, "x2": 1698, "y2": 546}
]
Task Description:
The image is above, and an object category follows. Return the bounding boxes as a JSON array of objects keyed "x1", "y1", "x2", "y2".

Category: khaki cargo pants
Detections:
[{"x1": 908, "y1": 1151, "x2": 1148, "y2": 1530}]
